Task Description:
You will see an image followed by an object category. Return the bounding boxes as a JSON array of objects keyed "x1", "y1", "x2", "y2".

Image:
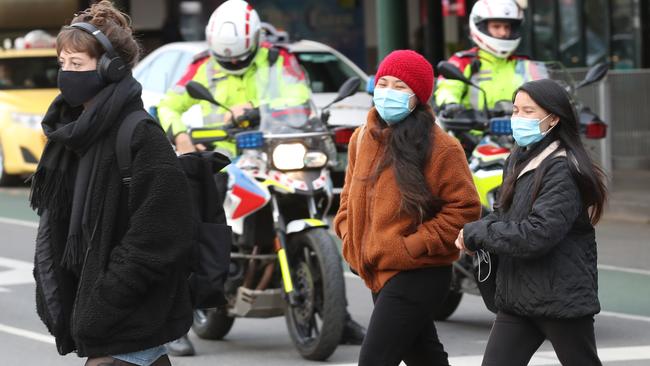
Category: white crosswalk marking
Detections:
[
  {"x1": 0, "y1": 323, "x2": 54, "y2": 344},
  {"x1": 0, "y1": 217, "x2": 38, "y2": 228},
  {"x1": 0, "y1": 257, "x2": 34, "y2": 292},
  {"x1": 332, "y1": 345, "x2": 650, "y2": 366}
]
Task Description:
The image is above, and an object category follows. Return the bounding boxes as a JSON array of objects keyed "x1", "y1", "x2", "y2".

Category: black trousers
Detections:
[
  {"x1": 358, "y1": 266, "x2": 452, "y2": 366},
  {"x1": 482, "y1": 311, "x2": 602, "y2": 366}
]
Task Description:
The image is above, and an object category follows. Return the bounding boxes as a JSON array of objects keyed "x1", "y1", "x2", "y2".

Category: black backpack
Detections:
[{"x1": 115, "y1": 110, "x2": 232, "y2": 309}]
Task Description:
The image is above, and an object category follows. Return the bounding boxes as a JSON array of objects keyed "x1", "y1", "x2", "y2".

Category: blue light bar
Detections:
[
  {"x1": 490, "y1": 118, "x2": 512, "y2": 135},
  {"x1": 236, "y1": 131, "x2": 264, "y2": 150}
]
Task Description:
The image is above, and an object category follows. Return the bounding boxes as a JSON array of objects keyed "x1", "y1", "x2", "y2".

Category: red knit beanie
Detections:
[{"x1": 374, "y1": 50, "x2": 434, "y2": 105}]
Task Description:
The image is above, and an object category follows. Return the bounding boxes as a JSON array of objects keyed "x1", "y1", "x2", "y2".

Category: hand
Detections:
[
  {"x1": 224, "y1": 102, "x2": 254, "y2": 124},
  {"x1": 455, "y1": 229, "x2": 475, "y2": 256},
  {"x1": 174, "y1": 132, "x2": 197, "y2": 154}
]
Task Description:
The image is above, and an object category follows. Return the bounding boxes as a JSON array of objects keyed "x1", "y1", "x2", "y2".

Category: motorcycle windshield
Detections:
[
  {"x1": 514, "y1": 60, "x2": 577, "y2": 95},
  {"x1": 255, "y1": 64, "x2": 328, "y2": 135},
  {"x1": 514, "y1": 60, "x2": 550, "y2": 83}
]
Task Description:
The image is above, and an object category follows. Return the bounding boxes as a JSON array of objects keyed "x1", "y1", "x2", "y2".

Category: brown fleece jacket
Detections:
[{"x1": 334, "y1": 107, "x2": 481, "y2": 292}]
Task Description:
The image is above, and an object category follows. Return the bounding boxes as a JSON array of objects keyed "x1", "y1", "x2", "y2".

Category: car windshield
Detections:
[
  {"x1": 295, "y1": 52, "x2": 363, "y2": 93},
  {"x1": 0, "y1": 57, "x2": 59, "y2": 90},
  {"x1": 256, "y1": 64, "x2": 328, "y2": 135}
]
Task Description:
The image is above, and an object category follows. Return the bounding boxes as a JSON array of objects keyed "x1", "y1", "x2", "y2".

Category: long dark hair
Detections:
[
  {"x1": 498, "y1": 79, "x2": 607, "y2": 224},
  {"x1": 372, "y1": 104, "x2": 445, "y2": 226}
]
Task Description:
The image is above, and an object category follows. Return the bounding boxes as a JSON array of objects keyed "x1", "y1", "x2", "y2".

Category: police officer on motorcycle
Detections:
[
  {"x1": 157, "y1": 0, "x2": 366, "y2": 356},
  {"x1": 435, "y1": 0, "x2": 525, "y2": 114}
]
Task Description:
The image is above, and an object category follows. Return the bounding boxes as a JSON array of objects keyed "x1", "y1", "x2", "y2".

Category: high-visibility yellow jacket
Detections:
[
  {"x1": 435, "y1": 47, "x2": 528, "y2": 110},
  {"x1": 157, "y1": 44, "x2": 310, "y2": 156}
]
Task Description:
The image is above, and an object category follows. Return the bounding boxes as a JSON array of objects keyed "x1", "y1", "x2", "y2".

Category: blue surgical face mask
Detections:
[
  {"x1": 511, "y1": 114, "x2": 554, "y2": 147},
  {"x1": 373, "y1": 87, "x2": 416, "y2": 124}
]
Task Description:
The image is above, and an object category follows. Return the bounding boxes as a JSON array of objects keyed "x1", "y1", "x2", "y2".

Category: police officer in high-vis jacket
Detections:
[
  {"x1": 435, "y1": 0, "x2": 526, "y2": 113},
  {"x1": 157, "y1": 0, "x2": 311, "y2": 158},
  {"x1": 159, "y1": 0, "x2": 366, "y2": 356}
]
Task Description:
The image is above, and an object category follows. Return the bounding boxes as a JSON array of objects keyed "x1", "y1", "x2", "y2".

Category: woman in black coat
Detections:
[
  {"x1": 31, "y1": 2, "x2": 193, "y2": 365},
  {"x1": 455, "y1": 79, "x2": 607, "y2": 366}
]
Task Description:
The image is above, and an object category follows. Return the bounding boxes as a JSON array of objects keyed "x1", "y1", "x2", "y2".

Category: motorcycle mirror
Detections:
[
  {"x1": 186, "y1": 81, "x2": 221, "y2": 106},
  {"x1": 335, "y1": 76, "x2": 361, "y2": 102},
  {"x1": 322, "y1": 76, "x2": 361, "y2": 111},
  {"x1": 576, "y1": 62, "x2": 609, "y2": 89},
  {"x1": 437, "y1": 61, "x2": 473, "y2": 86}
]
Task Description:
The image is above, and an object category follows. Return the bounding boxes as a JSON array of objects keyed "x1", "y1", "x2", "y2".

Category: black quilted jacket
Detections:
[{"x1": 464, "y1": 146, "x2": 600, "y2": 319}]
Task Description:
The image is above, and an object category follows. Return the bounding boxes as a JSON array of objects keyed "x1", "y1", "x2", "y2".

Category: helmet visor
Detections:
[
  {"x1": 477, "y1": 19, "x2": 522, "y2": 40},
  {"x1": 213, "y1": 48, "x2": 257, "y2": 72}
]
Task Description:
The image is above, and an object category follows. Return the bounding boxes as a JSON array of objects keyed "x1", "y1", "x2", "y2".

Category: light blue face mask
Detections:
[
  {"x1": 511, "y1": 114, "x2": 554, "y2": 147},
  {"x1": 373, "y1": 87, "x2": 416, "y2": 124}
]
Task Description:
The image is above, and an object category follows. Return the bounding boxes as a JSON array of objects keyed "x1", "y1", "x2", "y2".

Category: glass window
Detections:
[
  {"x1": 294, "y1": 52, "x2": 362, "y2": 93},
  {"x1": 0, "y1": 57, "x2": 59, "y2": 90},
  {"x1": 531, "y1": 0, "x2": 557, "y2": 61},
  {"x1": 558, "y1": 0, "x2": 583, "y2": 66},
  {"x1": 610, "y1": 0, "x2": 640, "y2": 69},
  {"x1": 140, "y1": 51, "x2": 182, "y2": 94},
  {"x1": 518, "y1": 8, "x2": 534, "y2": 57},
  {"x1": 584, "y1": 0, "x2": 609, "y2": 66}
]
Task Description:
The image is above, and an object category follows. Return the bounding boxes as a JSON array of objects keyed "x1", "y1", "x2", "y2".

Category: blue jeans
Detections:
[{"x1": 112, "y1": 345, "x2": 167, "y2": 366}]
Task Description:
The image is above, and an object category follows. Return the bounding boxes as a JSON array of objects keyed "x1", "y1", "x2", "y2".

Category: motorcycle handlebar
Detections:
[{"x1": 188, "y1": 126, "x2": 248, "y2": 145}]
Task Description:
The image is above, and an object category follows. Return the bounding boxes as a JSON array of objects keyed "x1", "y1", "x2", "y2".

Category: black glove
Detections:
[
  {"x1": 440, "y1": 103, "x2": 465, "y2": 118},
  {"x1": 235, "y1": 108, "x2": 260, "y2": 128}
]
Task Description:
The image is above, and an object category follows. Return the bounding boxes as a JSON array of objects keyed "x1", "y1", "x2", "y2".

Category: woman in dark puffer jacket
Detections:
[
  {"x1": 31, "y1": 2, "x2": 193, "y2": 365},
  {"x1": 455, "y1": 79, "x2": 607, "y2": 366}
]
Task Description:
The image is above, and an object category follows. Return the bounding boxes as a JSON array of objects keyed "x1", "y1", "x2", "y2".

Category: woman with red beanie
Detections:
[{"x1": 334, "y1": 49, "x2": 481, "y2": 365}]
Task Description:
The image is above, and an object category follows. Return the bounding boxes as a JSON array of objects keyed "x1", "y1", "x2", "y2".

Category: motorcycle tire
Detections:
[
  {"x1": 433, "y1": 289, "x2": 463, "y2": 321},
  {"x1": 434, "y1": 261, "x2": 466, "y2": 320},
  {"x1": 284, "y1": 228, "x2": 346, "y2": 361},
  {"x1": 192, "y1": 308, "x2": 235, "y2": 340}
]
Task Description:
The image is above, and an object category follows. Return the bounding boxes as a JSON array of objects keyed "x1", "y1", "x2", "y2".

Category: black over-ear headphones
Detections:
[{"x1": 69, "y1": 22, "x2": 127, "y2": 83}]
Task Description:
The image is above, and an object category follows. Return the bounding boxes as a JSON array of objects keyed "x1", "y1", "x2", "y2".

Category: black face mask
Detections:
[{"x1": 57, "y1": 70, "x2": 106, "y2": 107}]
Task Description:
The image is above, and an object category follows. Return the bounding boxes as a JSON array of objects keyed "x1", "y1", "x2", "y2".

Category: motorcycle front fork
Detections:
[{"x1": 270, "y1": 194, "x2": 300, "y2": 306}]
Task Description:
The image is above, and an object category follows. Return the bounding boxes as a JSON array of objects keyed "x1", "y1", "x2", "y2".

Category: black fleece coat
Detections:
[
  {"x1": 464, "y1": 146, "x2": 600, "y2": 319},
  {"x1": 33, "y1": 102, "x2": 193, "y2": 357}
]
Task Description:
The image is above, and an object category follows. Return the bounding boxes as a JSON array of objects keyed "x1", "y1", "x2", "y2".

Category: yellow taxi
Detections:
[{"x1": 0, "y1": 32, "x2": 59, "y2": 185}]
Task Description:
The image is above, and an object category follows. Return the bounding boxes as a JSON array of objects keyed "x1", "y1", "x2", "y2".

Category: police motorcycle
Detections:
[
  {"x1": 183, "y1": 68, "x2": 361, "y2": 361},
  {"x1": 433, "y1": 60, "x2": 609, "y2": 320}
]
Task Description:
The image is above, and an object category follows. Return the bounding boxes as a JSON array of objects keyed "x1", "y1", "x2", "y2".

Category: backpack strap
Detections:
[{"x1": 115, "y1": 110, "x2": 156, "y2": 186}]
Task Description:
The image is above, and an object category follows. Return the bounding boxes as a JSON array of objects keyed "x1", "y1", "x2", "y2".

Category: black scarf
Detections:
[{"x1": 30, "y1": 75, "x2": 143, "y2": 274}]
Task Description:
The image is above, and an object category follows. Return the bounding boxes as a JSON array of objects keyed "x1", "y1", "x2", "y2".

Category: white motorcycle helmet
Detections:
[
  {"x1": 206, "y1": 0, "x2": 262, "y2": 75},
  {"x1": 469, "y1": 0, "x2": 524, "y2": 58}
]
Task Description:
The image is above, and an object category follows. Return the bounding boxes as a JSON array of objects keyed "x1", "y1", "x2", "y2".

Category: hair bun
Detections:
[
  {"x1": 67, "y1": 0, "x2": 140, "y2": 67},
  {"x1": 76, "y1": 0, "x2": 131, "y2": 34}
]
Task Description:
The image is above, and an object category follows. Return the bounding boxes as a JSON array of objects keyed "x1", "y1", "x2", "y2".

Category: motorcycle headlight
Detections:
[
  {"x1": 272, "y1": 143, "x2": 307, "y2": 170},
  {"x1": 304, "y1": 151, "x2": 328, "y2": 168},
  {"x1": 11, "y1": 112, "x2": 43, "y2": 130},
  {"x1": 271, "y1": 143, "x2": 329, "y2": 170}
]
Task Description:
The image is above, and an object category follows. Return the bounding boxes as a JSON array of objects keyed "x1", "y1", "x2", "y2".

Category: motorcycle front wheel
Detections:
[
  {"x1": 192, "y1": 307, "x2": 235, "y2": 340},
  {"x1": 434, "y1": 256, "x2": 469, "y2": 320},
  {"x1": 284, "y1": 228, "x2": 346, "y2": 361}
]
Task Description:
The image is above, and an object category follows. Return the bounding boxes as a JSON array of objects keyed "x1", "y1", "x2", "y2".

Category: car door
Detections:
[{"x1": 136, "y1": 49, "x2": 184, "y2": 110}]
